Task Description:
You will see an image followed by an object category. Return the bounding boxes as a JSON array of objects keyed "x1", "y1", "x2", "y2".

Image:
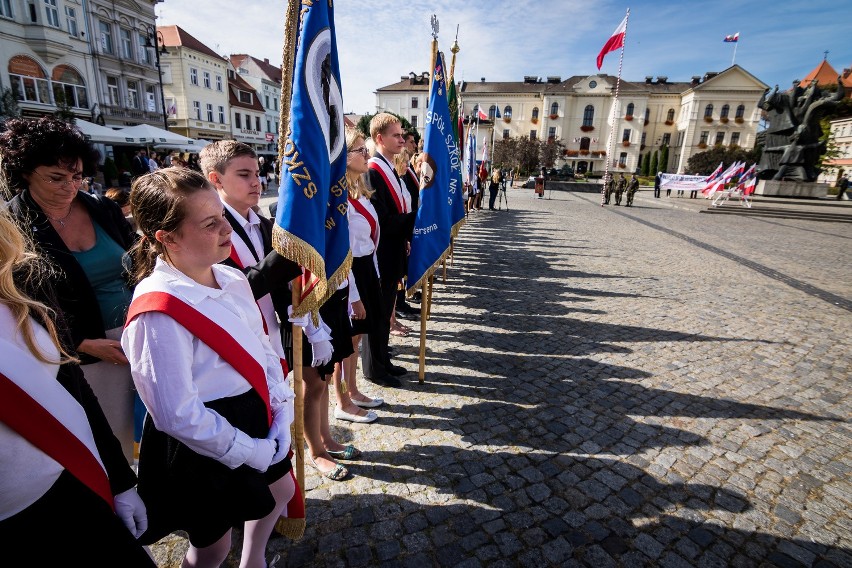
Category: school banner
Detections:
[
  {"x1": 407, "y1": 51, "x2": 457, "y2": 293},
  {"x1": 273, "y1": 0, "x2": 350, "y2": 315}
]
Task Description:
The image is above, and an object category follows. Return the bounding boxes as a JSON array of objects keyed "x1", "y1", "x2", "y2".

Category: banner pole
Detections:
[
  {"x1": 290, "y1": 282, "x2": 305, "y2": 497},
  {"x1": 418, "y1": 279, "x2": 427, "y2": 383},
  {"x1": 602, "y1": 8, "x2": 629, "y2": 207}
]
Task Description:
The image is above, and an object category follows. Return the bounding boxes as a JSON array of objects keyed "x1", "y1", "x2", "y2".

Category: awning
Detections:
[
  {"x1": 115, "y1": 123, "x2": 195, "y2": 146},
  {"x1": 74, "y1": 119, "x2": 137, "y2": 145}
]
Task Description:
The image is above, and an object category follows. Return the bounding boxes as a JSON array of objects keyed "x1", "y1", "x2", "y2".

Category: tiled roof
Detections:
[
  {"x1": 230, "y1": 54, "x2": 283, "y2": 84},
  {"x1": 229, "y1": 73, "x2": 264, "y2": 111},
  {"x1": 157, "y1": 25, "x2": 223, "y2": 61},
  {"x1": 801, "y1": 59, "x2": 840, "y2": 86}
]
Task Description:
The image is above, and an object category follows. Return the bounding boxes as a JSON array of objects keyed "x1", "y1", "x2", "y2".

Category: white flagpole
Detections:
[
  {"x1": 602, "y1": 8, "x2": 629, "y2": 207},
  {"x1": 732, "y1": 35, "x2": 738, "y2": 66}
]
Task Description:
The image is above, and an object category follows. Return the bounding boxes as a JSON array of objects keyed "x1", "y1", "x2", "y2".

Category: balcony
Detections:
[
  {"x1": 24, "y1": 25, "x2": 73, "y2": 63},
  {"x1": 102, "y1": 104, "x2": 164, "y2": 124}
]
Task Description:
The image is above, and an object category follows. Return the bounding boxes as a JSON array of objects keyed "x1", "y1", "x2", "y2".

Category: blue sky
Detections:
[{"x1": 159, "y1": 0, "x2": 852, "y2": 115}]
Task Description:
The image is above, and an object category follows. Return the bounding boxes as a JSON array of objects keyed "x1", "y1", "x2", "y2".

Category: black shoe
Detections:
[
  {"x1": 409, "y1": 291, "x2": 422, "y2": 304},
  {"x1": 364, "y1": 374, "x2": 402, "y2": 388},
  {"x1": 387, "y1": 345, "x2": 395, "y2": 355},
  {"x1": 398, "y1": 302, "x2": 419, "y2": 315},
  {"x1": 388, "y1": 364, "x2": 407, "y2": 376},
  {"x1": 395, "y1": 310, "x2": 420, "y2": 321}
]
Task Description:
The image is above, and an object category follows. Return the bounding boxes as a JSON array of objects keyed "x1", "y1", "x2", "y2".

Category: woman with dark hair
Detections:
[
  {"x1": 0, "y1": 203, "x2": 153, "y2": 565},
  {"x1": 2, "y1": 116, "x2": 139, "y2": 463}
]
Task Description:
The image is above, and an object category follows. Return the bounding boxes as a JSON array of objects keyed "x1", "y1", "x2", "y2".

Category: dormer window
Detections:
[{"x1": 238, "y1": 90, "x2": 252, "y2": 104}]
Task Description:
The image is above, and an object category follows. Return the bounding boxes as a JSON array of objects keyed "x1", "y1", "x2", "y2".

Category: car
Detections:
[{"x1": 523, "y1": 176, "x2": 537, "y2": 188}]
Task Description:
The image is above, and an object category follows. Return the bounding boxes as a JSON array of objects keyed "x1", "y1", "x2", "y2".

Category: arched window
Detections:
[
  {"x1": 8, "y1": 55, "x2": 51, "y2": 104},
  {"x1": 735, "y1": 104, "x2": 745, "y2": 119},
  {"x1": 51, "y1": 65, "x2": 89, "y2": 109},
  {"x1": 704, "y1": 104, "x2": 714, "y2": 118},
  {"x1": 550, "y1": 102, "x2": 559, "y2": 117},
  {"x1": 531, "y1": 107, "x2": 539, "y2": 120},
  {"x1": 503, "y1": 105, "x2": 512, "y2": 118},
  {"x1": 488, "y1": 105, "x2": 496, "y2": 120},
  {"x1": 720, "y1": 104, "x2": 730, "y2": 118},
  {"x1": 666, "y1": 108, "x2": 675, "y2": 122},
  {"x1": 625, "y1": 102, "x2": 634, "y2": 118},
  {"x1": 582, "y1": 105, "x2": 594, "y2": 127}
]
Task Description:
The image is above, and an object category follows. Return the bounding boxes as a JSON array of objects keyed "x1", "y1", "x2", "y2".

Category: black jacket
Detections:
[
  {"x1": 9, "y1": 190, "x2": 138, "y2": 363},
  {"x1": 368, "y1": 157, "x2": 415, "y2": 282}
]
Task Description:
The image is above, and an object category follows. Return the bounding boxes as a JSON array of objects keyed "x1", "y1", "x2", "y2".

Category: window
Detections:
[
  {"x1": 206, "y1": 103, "x2": 213, "y2": 122},
  {"x1": 720, "y1": 104, "x2": 730, "y2": 119},
  {"x1": 216, "y1": 75, "x2": 223, "y2": 91},
  {"x1": 622, "y1": 128, "x2": 631, "y2": 142},
  {"x1": 619, "y1": 152, "x2": 627, "y2": 167},
  {"x1": 265, "y1": 95, "x2": 270, "y2": 108},
  {"x1": 126, "y1": 80, "x2": 138, "y2": 108},
  {"x1": 165, "y1": 97, "x2": 176, "y2": 116},
  {"x1": 274, "y1": 98, "x2": 278, "y2": 111},
  {"x1": 190, "y1": 67, "x2": 198, "y2": 86},
  {"x1": 64, "y1": 6, "x2": 77, "y2": 36},
  {"x1": 193, "y1": 101, "x2": 201, "y2": 120},
  {"x1": 644, "y1": 108, "x2": 650, "y2": 123},
  {"x1": 532, "y1": 107, "x2": 539, "y2": 120},
  {"x1": 267, "y1": 120, "x2": 272, "y2": 133},
  {"x1": 583, "y1": 105, "x2": 594, "y2": 127},
  {"x1": 504, "y1": 105, "x2": 512, "y2": 118},
  {"x1": 411, "y1": 97, "x2": 418, "y2": 109},
  {"x1": 641, "y1": 132, "x2": 646, "y2": 146},
  {"x1": 735, "y1": 104, "x2": 745, "y2": 119},
  {"x1": 203, "y1": 71, "x2": 211, "y2": 89},
  {"x1": 530, "y1": 130, "x2": 537, "y2": 140},
  {"x1": 580, "y1": 137, "x2": 590, "y2": 150},
  {"x1": 548, "y1": 127, "x2": 556, "y2": 140},
  {"x1": 99, "y1": 20, "x2": 113, "y2": 54},
  {"x1": 676, "y1": 131, "x2": 683, "y2": 146},
  {"x1": 662, "y1": 133, "x2": 671, "y2": 146},
  {"x1": 120, "y1": 28, "x2": 132, "y2": 60},
  {"x1": 704, "y1": 104, "x2": 713, "y2": 118},
  {"x1": 218, "y1": 105, "x2": 225, "y2": 124},
  {"x1": 235, "y1": 113, "x2": 242, "y2": 129},
  {"x1": 488, "y1": 105, "x2": 496, "y2": 120},
  {"x1": 0, "y1": 0, "x2": 12, "y2": 18},
  {"x1": 550, "y1": 102, "x2": 558, "y2": 116},
  {"x1": 43, "y1": 0, "x2": 59, "y2": 27},
  {"x1": 699, "y1": 131, "x2": 708, "y2": 145},
  {"x1": 145, "y1": 84, "x2": 156, "y2": 111},
  {"x1": 106, "y1": 76, "x2": 119, "y2": 105},
  {"x1": 255, "y1": 116, "x2": 261, "y2": 131},
  {"x1": 410, "y1": 115, "x2": 418, "y2": 128},
  {"x1": 50, "y1": 64, "x2": 88, "y2": 108},
  {"x1": 666, "y1": 108, "x2": 675, "y2": 122},
  {"x1": 238, "y1": 90, "x2": 252, "y2": 104},
  {"x1": 715, "y1": 132, "x2": 725, "y2": 146},
  {"x1": 137, "y1": 33, "x2": 151, "y2": 64},
  {"x1": 503, "y1": 129, "x2": 509, "y2": 139},
  {"x1": 731, "y1": 132, "x2": 740, "y2": 146},
  {"x1": 626, "y1": 102, "x2": 634, "y2": 118}
]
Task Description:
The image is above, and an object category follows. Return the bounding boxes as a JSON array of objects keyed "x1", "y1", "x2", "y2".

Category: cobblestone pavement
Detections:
[{"x1": 151, "y1": 187, "x2": 851, "y2": 567}]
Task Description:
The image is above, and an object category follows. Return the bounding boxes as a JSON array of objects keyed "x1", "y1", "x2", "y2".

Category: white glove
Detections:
[
  {"x1": 267, "y1": 405, "x2": 293, "y2": 465},
  {"x1": 114, "y1": 488, "x2": 148, "y2": 539},
  {"x1": 287, "y1": 305, "x2": 311, "y2": 328},
  {"x1": 309, "y1": 339, "x2": 333, "y2": 368},
  {"x1": 245, "y1": 438, "x2": 276, "y2": 472}
]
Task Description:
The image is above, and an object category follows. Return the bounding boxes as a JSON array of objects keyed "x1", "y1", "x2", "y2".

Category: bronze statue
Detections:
[{"x1": 757, "y1": 76, "x2": 844, "y2": 182}]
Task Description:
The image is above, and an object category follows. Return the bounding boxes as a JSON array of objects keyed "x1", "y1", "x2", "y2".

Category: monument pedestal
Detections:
[{"x1": 755, "y1": 180, "x2": 828, "y2": 198}]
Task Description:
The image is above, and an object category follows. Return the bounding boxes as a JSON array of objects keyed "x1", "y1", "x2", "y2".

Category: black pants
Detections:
[
  {"x1": 362, "y1": 272, "x2": 397, "y2": 378},
  {"x1": 488, "y1": 186, "x2": 498, "y2": 209},
  {"x1": 654, "y1": 186, "x2": 660, "y2": 198}
]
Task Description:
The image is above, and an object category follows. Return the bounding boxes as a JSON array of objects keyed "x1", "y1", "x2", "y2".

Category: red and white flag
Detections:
[
  {"x1": 596, "y1": 15, "x2": 627, "y2": 70},
  {"x1": 475, "y1": 104, "x2": 488, "y2": 121}
]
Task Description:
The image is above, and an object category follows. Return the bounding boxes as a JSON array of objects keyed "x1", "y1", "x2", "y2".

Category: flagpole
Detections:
[
  {"x1": 732, "y1": 37, "x2": 738, "y2": 66},
  {"x1": 602, "y1": 8, "x2": 629, "y2": 207}
]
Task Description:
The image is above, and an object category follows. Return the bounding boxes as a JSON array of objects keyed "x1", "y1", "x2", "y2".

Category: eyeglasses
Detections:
[
  {"x1": 31, "y1": 171, "x2": 84, "y2": 189},
  {"x1": 348, "y1": 147, "x2": 370, "y2": 157}
]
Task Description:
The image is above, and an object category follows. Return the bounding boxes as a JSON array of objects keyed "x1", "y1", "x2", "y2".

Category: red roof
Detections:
[
  {"x1": 157, "y1": 25, "x2": 223, "y2": 61},
  {"x1": 228, "y1": 72, "x2": 264, "y2": 112},
  {"x1": 230, "y1": 54, "x2": 282, "y2": 84},
  {"x1": 801, "y1": 59, "x2": 839, "y2": 87}
]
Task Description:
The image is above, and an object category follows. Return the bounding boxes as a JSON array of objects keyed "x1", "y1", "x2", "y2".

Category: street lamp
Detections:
[{"x1": 145, "y1": 29, "x2": 169, "y2": 131}]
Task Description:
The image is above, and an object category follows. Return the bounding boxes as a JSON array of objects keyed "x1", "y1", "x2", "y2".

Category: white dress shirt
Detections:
[
  {"x1": 348, "y1": 195, "x2": 381, "y2": 277},
  {"x1": 121, "y1": 259, "x2": 294, "y2": 470}
]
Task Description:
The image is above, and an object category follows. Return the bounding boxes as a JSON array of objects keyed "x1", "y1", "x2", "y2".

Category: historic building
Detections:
[
  {"x1": 376, "y1": 65, "x2": 768, "y2": 174},
  {"x1": 157, "y1": 24, "x2": 231, "y2": 141},
  {"x1": 230, "y1": 54, "x2": 281, "y2": 155},
  {"x1": 818, "y1": 117, "x2": 852, "y2": 185},
  {"x1": 226, "y1": 63, "x2": 266, "y2": 151}
]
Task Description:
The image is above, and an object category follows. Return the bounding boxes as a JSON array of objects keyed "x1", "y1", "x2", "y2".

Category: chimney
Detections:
[
  {"x1": 524, "y1": 75, "x2": 537, "y2": 84},
  {"x1": 656, "y1": 76, "x2": 668, "y2": 84},
  {"x1": 481, "y1": 77, "x2": 486, "y2": 82},
  {"x1": 691, "y1": 76, "x2": 701, "y2": 86},
  {"x1": 546, "y1": 76, "x2": 561, "y2": 84},
  {"x1": 702, "y1": 72, "x2": 718, "y2": 82},
  {"x1": 264, "y1": 58, "x2": 269, "y2": 65},
  {"x1": 645, "y1": 76, "x2": 653, "y2": 84}
]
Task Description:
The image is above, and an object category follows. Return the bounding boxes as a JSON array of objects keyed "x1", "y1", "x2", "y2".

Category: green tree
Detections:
[
  {"x1": 491, "y1": 135, "x2": 541, "y2": 176},
  {"x1": 516, "y1": 136, "x2": 541, "y2": 175},
  {"x1": 539, "y1": 137, "x2": 564, "y2": 169},
  {"x1": 492, "y1": 137, "x2": 518, "y2": 172},
  {"x1": 0, "y1": 88, "x2": 20, "y2": 122},
  {"x1": 817, "y1": 117, "x2": 842, "y2": 183},
  {"x1": 356, "y1": 112, "x2": 414, "y2": 139},
  {"x1": 640, "y1": 152, "x2": 649, "y2": 176},
  {"x1": 686, "y1": 145, "x2": 761, "y2": 175},
  {"x1": 660, "y1": 145, "x2": 669, "y2": 173},
  {"x1": 650, "y1": 151, "x2": 658, "y2": 175}
]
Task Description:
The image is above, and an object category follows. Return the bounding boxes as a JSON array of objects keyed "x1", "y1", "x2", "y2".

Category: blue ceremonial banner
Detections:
[
  {"x1": 273, "y1": 0, "x2": 350, "y2": 315},
  {"x1": 407, "y1": 51, "x2": 458, "y2": 294},
  {"x1": 464, "y1": 130, "x2": 476, "y2": 187}
]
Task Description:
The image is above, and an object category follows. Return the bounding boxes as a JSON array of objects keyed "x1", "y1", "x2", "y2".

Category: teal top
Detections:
[{"x1": 71, "y1": 221, "x2": 133, "y2": 330}]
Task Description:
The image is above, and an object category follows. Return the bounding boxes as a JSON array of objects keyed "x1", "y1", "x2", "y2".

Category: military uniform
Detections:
[
  {"x1": 614, "y1": 174, "x2": 627, "y2": 205},
  {"x1": 604, "y1": 176, "x2": 614, "y2": 204},
  {"x1": 626, "y1": 176, "x2": 639, "y2": 206}
]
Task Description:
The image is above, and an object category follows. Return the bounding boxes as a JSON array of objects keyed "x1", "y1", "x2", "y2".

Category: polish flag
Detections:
[
  {"x1": 475, "y1": 105, "x2": 488, "y2": 121},
  {"x1": 596, "y1": 15, "x2": 627, "y2": 70}
]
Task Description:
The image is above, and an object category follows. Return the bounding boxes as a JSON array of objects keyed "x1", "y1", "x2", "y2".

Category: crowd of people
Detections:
[{"x1": 0, "y1": 113, "x2": 428, "y2": 565}]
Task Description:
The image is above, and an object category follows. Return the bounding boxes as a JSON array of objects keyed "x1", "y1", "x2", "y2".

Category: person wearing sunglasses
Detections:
[{"x1": 2, "y1": 117, "x2": 139, "y2": 464}]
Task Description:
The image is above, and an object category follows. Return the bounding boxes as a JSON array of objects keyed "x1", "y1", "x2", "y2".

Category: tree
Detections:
[
  {"x1": 0, "y1": 88, "x2": 20, "y2": 122},
  {"x1": 356, "y1": 112, "x2": 414, "y2": 139},
  {"x1": 686, "y1": 145, "x2": 761, "y2": 175},
  {"x1": 640, "y1": 152, "x2": 650, "y2": 176},
  {"x1": 650, "y1": 151, "x2": 658, "y2": 175},
  {"x1": 539, "y1": 137, "x2": 564, "y2": 169},
  {"x1": 516, "y1": 136, "x2": 541, "y2": 175},
  {"x1": 817, "y1": 117, "x2": 842, "y2": 183},
  {"x1": 491, "y1": 135, "x2": 541, "y2": 176},
  {"x1": 660, "y1": 145, "x2": 670, "y2": 173},
  {"x1": 492, "y1": 137, "x2": 518, "y2": 172}
]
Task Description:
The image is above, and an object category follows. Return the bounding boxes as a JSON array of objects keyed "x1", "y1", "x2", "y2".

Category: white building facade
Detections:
[{"x1": 230, "y1": 54, "x2": 281, "y2": 156}]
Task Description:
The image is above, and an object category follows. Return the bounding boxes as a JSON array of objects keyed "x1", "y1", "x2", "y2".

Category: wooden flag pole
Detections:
[{"x1": 290, "y1": 282, "x2": 305, "y2": 495}]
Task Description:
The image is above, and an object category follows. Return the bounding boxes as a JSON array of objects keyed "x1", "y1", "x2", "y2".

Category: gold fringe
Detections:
[
  {"x1": 274, "y1": 516, "x2": 306, "y2": 540},
  {"x1": 277, "y1": 0, "x2": 300, "y2": 163},
  {"x1": 450, "y1": 217, "x2": 465, "y2": 239},
  {"x1": 272, "y1": 225, "x2": 329, "y2": 318},
  {"x1": 321, "y1": 250, "x2": 352, "y2": 305},
  {"x1": 406, "y1": 245, "x2": 451, "y2": 296}
]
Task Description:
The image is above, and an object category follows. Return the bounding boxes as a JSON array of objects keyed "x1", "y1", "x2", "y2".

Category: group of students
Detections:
[{"x1": 0, "y1": 113, "x2": 426, "y2": 565}]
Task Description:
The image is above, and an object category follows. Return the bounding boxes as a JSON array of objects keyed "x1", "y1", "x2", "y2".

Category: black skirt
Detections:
[
  {"x1": 350, "y1": 255, "x2": 382, "y2": 337},
  {"x1": 300, "y1": 286, "x2": 354, "y2": 376},
  {"x1": 136, "y1": 390, "x2": 291, "y2": 548}
]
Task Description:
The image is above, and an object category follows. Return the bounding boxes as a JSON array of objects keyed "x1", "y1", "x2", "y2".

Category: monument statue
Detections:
[{"x1": 757, "y1": 76, "x2": 844, "y2": 182}]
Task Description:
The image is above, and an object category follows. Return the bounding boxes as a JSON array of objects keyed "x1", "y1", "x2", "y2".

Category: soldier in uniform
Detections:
[
  {"x1": 625, "y1": 174, "x2": 639, "y2": 206},
  {"x1": 614, "y1": 173, "x2": 627, "y2": 205},
  {"x1": 603, "y1": 173, "x2": 614, "y2": 205}
]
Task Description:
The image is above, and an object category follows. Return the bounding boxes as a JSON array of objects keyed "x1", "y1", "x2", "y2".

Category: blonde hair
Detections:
[
  {"x1": 394, "y1": 148, "x2": 411, "y2": 177},
  {"x1": 198, "y1": 140, "x2": 257, "y2": 177},
  {"x1": 0, "y1": 203, "x2": 76, "y2": 364},
  {"x1": 345, "y1": 126, "x2": 374, "y2": 199},
  {"x1": 369, "y1": 112, "x2": 400, "y2": 141}
]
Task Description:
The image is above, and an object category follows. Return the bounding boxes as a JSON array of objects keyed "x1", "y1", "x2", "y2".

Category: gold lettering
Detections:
[
  {"x1": 291, "y1": 166, "x2": 311, "y2": 187},
  {"x1": 304, "y1": 182, "x2": 317, "y2": 199},
  {"x1": 325, "y1": 217, "x2": 335, "y2": 229},
  {"x1": 337, "y1": 203, "x2": 348, "y2": 216}
]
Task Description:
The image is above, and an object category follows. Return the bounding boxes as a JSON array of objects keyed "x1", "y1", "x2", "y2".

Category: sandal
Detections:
[
  {"x1": 308, "y1": 454, "x2": 349, "y2": 481},
  {"x1": 390, "y1": 327, "x2": 409, "y2": 337},
  {"x1": 326, "y1": 444, "x2": 362, "y2": 460}
]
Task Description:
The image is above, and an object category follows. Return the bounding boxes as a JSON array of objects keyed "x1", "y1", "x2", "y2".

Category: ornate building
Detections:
[
  {"x1": 230, "y1": 54, "x2": 281, "y2": 155},
  {"x1": 376, "y1": 65, "x2": 768, "y2": 174}
]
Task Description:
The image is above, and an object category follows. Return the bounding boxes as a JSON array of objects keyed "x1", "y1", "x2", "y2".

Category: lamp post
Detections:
[{"x1": 145, "y1": 29, "x2": 169, "y2": 131}]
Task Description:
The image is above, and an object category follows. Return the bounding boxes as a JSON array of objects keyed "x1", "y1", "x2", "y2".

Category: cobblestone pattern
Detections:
[{"x1": 150, "y1": 188, "x2": 852, "y2": 567}]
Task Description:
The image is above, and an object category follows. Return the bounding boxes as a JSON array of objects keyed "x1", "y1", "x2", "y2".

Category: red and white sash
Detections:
[
  {"x1": 369, "y1": 156, "x2": 407, "y2": 213},
  {"x1": 0, "y1": 338, "x2": 113, "y2": 509},
  {"x1": 348, "y1": 197, "x2": 378, "y2": 248},
  {"x1": 126, "y1": 292, "x2": 273, "y2": 426},
  {"x1": 406, "y1": 165, "x2": 419, "y2": 188}
]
